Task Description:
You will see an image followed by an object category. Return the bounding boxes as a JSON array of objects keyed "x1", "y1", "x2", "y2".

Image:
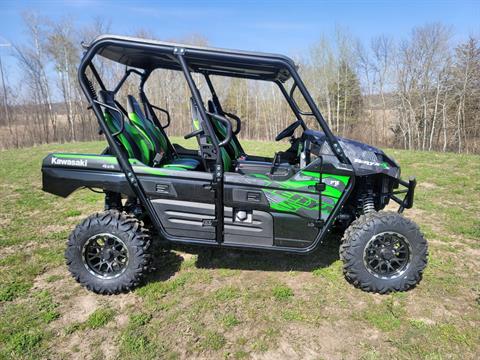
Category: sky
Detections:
[{"x1": 0, "y1": 0, "x2": 479, "y2": 85}]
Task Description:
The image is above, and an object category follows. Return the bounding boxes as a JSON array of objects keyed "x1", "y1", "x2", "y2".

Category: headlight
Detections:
[{"x1": 320, "y1": 139, "x2": 378, "y2": 163}]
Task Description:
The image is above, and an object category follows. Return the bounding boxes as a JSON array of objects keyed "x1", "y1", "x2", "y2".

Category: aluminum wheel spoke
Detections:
[
  {"x1": 364, "y1": 232, "x2": 411, "y2": 279},
  {"x1": 83, "y1": 234, "x2": 129, "y2": 278}
]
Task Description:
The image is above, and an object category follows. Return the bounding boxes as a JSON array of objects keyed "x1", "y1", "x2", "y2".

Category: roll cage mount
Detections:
[{"x1": 78, "y1": 35, "x2": 352, "y2": 248}]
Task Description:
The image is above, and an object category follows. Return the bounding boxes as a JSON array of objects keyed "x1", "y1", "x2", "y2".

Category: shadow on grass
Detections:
[
  {"x1": 191, "y1": 233, "x2": 341, "y2": 273},
  {"x1": 138, "y1": 234, "x2": 341, "y2": 290},
  {"x1": 143, "y1": 248, "x2": 184, "y2": 283}
]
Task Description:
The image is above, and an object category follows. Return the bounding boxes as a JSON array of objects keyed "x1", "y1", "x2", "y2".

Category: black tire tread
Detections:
[
  {"x1": 340, "y1": 211, "x2": 428, "y2": 294},
  {"x1": 65, "y1": 210, "x2": 151, "y2": 295}
]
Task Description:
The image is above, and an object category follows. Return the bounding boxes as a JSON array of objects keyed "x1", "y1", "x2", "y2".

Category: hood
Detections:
[{"x1": 304, "y1": 129, "x2": 400, "y2": 178}]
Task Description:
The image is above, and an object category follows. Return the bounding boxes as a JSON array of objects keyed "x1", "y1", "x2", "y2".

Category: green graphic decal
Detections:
[
  {"x1": 249, "y1": 171, "x2": 350, "y2": 219},
  {"x1": 263, "y1": 189, "x2": 337, "y2": 218},
  {"x1": 54, "y1": 153, "x2": 118, "y2": 164},
  {"x1": 51, "y1": 153, "x2": 174, "y2": 176}
]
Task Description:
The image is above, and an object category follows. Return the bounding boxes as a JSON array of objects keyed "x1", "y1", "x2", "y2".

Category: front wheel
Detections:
[{"x1": 340, "y1": 211, "x2": 428, "y2": 294}]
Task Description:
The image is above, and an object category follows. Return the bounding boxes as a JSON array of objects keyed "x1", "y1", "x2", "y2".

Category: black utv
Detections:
[{"x1": 41, "y1": 35, "x2": 427, "y2": 294}]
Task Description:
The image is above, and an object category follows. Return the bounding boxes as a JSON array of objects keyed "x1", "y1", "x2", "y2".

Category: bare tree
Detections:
[
  {"x1": 371, "y1": 35, "x2": 393, "y2": 142},
  {"x1": 14, "y1": 12, "x2": 56, "y2": 143},
  {"x1": 47, "y1": 17, "x2": 79, "y2": 141}
]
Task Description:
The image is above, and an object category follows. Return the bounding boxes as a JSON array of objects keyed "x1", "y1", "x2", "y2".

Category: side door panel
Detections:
[
  {"x1": 137, "y1": 168, "x2": 216, "y2": 241},
  {"x1": 224, "y1": 170, "x2": 350, "y2": 248}
]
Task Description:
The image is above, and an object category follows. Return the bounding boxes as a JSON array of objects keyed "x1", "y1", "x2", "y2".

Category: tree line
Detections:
[{"x1": 0, "y1": 13, "x2": 478, "y2": 154}]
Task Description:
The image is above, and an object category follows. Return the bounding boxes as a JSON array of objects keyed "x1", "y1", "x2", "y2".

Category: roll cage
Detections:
[{"x1": 78, "y1": 34, "x2": 353, "y2": 249}]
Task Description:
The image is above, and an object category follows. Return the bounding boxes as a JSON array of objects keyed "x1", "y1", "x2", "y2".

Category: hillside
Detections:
[{"x1": 0, "y1": 139, "x2": 479, "y2": 359}]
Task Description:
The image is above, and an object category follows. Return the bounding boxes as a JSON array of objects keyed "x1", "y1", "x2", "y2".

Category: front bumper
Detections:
[{"x1": 391, "y1": 177, "x2": 416, "y2": 213}]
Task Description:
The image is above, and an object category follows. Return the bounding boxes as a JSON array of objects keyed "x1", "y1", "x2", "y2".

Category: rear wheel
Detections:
[
  {"x1": 65, "y1": 210, "x2": 151, "y2": 294},
  {"x1": 340, "y1": 211, "x2": 427, "y2": 293}
]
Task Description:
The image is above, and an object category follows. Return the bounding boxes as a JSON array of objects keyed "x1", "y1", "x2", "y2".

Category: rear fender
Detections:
[
  {"x1": 42, "y1": 167, "x2": 133, "y2": 198},
  {"x1": 41, "y1": 153, "x2": 133, "y2": 197}
]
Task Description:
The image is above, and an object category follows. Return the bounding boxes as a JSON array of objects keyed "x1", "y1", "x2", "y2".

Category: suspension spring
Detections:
[
  {"x1": 363, "y1": 195, "x2": 375, "y2": 214},
  {"x1": 87, "y1": 79, "x2": 97, "y2": 100}
]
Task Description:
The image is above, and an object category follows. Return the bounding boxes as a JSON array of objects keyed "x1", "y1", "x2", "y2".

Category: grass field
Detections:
[{"x1": 0, "y1": 138, "x2": 479, "y2": 359}]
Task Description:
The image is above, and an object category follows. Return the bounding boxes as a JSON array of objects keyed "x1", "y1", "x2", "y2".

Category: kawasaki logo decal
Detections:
[{"x1": 51, "y1": 157, "x2": 88, "y2": 167}]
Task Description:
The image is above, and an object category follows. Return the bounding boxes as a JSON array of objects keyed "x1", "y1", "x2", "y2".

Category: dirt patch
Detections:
[
  {"x1": 105, "y1": 292, "x2": 140, "y2": 312},
  {"x1": 0, "y1": 240, "x2": 47, "y2": 257},
  {"x1": 464, "y1": 246, "x2": 480, "y2": 260},
  {"x1": 64, "y1": 293, "x2": 99, "y2": 324},
  {"x1": 253, "y1": 321, "x2": 386, "y2": 360},
  {"x1": 40, "y1": 224, "x2": 71, "y2": 236},
  {"x1": 32, "y1": 266, "x2": 67, "y2": 291},
  {"x1": 419, "y1": 182, "x2": 438, "y2": 189},
  {"x1": 52, "y1": 290, "x2": 138, "y2": 359},
  {"x1": 100, "y1": 338, "x2": 117, "y2": 360},
  {"x1": 0, "y1": 216, "x2": 11, "y2": 228},
  {"x1": 55, "y1": 332, "x2": 85, "y2": 359}
]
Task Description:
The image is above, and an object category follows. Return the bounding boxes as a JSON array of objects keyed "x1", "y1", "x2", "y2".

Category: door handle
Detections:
[{"x1": 247, "y1": 191, "x2": 261, "y2": 202}]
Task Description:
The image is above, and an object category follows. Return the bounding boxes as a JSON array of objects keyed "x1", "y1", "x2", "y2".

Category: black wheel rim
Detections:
[
  {"x1": 363, "y1": 232, "x2": 411, "y2": 279},
  {"x1": 82, "y1": 233, "x2": 129, "y2": 279}
]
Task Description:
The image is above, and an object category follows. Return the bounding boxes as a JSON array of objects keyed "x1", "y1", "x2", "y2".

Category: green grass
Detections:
[
  {"x1": 200, "y1": 331, "x2": 226, "y2": 351},
  {"x1": 221, "y1": 313, "x2": 240, "y2": 327},
  {"x1": 272, "y1": 284, "x2": 294, "y2": 300},
  {"x1": 0, "y1": 290, "x2": 59, "y2": 358},
  {"x1": 84, "y1": 307, "x2": 116, "y2": 329},
  {"x1": 360, "y1": 298, "x2": 406, "y2": 331},
  {"x1": 0, "y1": 139, "x2": 479, "y2": 359},
  {"x1": 214, "y1": 286, "x2": 241, "y2": 301},
  {"x1": 65, "y1": 307, "x2": 116, "y2": 334}
]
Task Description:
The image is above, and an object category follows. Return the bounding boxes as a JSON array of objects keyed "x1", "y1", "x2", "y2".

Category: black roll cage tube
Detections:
[
  {"x1": 78, "y1": 37, "x2": 353, "y2": 253},
  {"x1": 175, "y1": 49, "x2": 225, "y2": 243},
  {"x1": 201, "y1": 72, "x2": 349, "y2": 164},
  {"x1": 204, "y1": 73, "x2": 224, "y2": 114},
  {"x1": 112, "y1": 68, "x2": 144, "y2": 94},
  {"x1": 88, "y1": 62, "x2": 106, "y2": 93},
  {"x1": 275, "y1": 80, "x2": 307, "y2": 130},
  {"x1": 80, "y1": 45, "x2": 170, "y2": 246},
  {"x1": 204, "y1": 71, "x2": 308, "y2": 134},
  {"x1": 203, "y1": 73, "x2": 242, "y2": 141},
  {"x1": 92, "y1": 99, "x2": 126, "y2": 137},
  {"x1": 108, "y1": 67, "x2": 173, "y2": 130},
  {"x1": 184, "y1": 46, "x2": 350, "y2": 163},
  {"x1": 138, "y1": 69, "x2": 172, "y2": 130}
]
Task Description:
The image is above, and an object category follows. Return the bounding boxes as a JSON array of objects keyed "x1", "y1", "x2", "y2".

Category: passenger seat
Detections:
[
  {"x1": 127, "y1": 95, "x2": 200, "y2": 170},
  {"x1": 97, "y1": 90, "x2": 200, "y2": 170},
  {"x1": 99, "y1": 90, "x2": 154, "y2": 165}
]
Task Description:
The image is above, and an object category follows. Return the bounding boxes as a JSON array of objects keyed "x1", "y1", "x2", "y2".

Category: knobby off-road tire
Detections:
[
  {"x1": 65, "y1": 210, "x2": 151, "y2": 294},
  {"x1": 340, "y1": 211, "x2": 428, "y2": 294}
]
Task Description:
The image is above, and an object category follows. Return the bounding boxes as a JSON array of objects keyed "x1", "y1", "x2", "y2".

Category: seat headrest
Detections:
[
  {"x1": 127, "y1": 95, "x2": 146, "y2": 120},
  {"x1": 97, "y1": 90, "x2": 124, "y2": 123}
]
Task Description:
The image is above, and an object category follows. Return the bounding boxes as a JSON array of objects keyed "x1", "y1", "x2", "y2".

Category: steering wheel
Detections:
[{"x1": 275, "y1": 120, "x2": 302, "y2": 141}]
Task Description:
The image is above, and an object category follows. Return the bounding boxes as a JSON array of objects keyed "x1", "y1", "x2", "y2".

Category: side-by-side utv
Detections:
[{"x1": 41, "y1": 35, "x2": 427, "y2": 294}]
